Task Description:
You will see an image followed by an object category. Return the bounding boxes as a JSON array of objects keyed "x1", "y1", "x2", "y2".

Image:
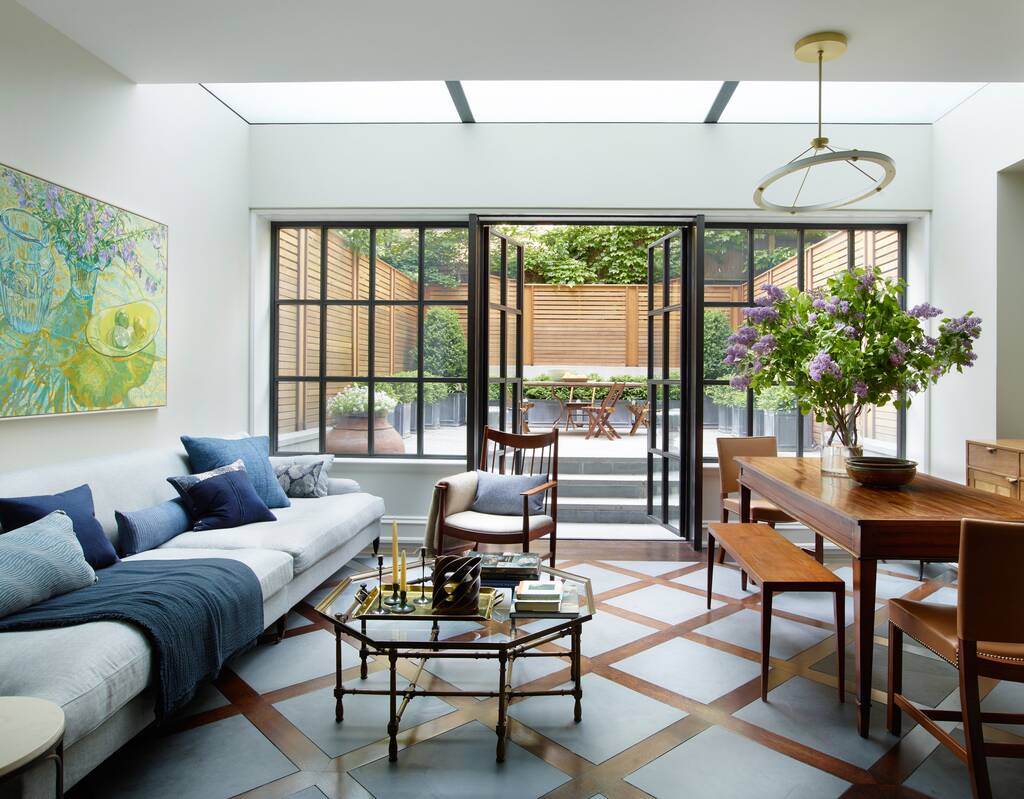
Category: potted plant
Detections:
[
  {"x1": 705, "y1": 384, "x2": 746, "y2": 435},
  {"x1": 727, "y1": 267, "x2": 980, "y2": 475},
  {"x1": 381, "y1": 376, "x2": 417, "y2": 438},
  {"x1": 326, "y1": 386, "x2": 403, "y2": 454},
  {"x1": 702, "y1": 310, "x2": 733, "y2": 427},
  {"x1": 523, "y1": 377, "x2": 562, "y2": 426},
  {"x1": 423, "y1": 379, "x2": 449, "y2": 429},
  {"x1": 422, "y1": 308, "x2": 468, "y2": 425},
  {"x1": 754, "y1": 384, "x2": 800, "y2": 451}
]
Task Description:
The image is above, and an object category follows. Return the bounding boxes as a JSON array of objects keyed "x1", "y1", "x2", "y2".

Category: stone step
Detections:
[
  {"x1": 557, "y1": 473, "x2": 646, "y2": 499},
  {"x1": 556, "y1": 496, "x2": 651, "y2": 524},
  {"x1": 557, "y1": 457, "x2": 647, "y2": 475}
]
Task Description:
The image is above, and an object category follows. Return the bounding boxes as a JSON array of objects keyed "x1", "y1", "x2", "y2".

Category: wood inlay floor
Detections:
[{"x1": 70, "y1": 542, "x2": 1024, "y2": 799}]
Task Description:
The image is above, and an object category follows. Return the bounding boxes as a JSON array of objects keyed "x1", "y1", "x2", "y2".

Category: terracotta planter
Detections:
[{"x1": 327, "y1": 413, "x2": 405, "y2": 455}]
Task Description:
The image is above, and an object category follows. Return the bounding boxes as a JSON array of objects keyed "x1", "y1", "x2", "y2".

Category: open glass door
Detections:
[
  {"x1": 467, "y1": 216, "x2": 525, "y2": 468},
  {"x1": 646, "y1": 220, "x2": 704, "y2": 544}
]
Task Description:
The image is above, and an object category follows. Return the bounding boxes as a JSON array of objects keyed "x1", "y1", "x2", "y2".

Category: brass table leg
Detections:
[
  {"x1": 387, "y1": 650, "x2": 399, "y2": 762},
  {"x1": 572, "y1": 626, "x2": 583, "y2": 723},
  {"x1": 360, "y1": 619, "x2": 369, "y2": 680},
  {"x1": 334, "y1": 630, "x2": 344, "y2": 722},
  {"x1": 496, "y1": 650, "x2": 509, "y2": 762}
]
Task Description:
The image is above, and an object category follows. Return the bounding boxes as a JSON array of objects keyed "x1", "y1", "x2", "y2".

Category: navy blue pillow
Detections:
[
  {"x1": 115, "y1": 498, "x2": 191, "y2": 556},
  {"x1": 0, "y1": 484, "x2": 118, "y2": 569},
  {"x1": 181, "y1": 470, "x2": 276, "y2": 532},
  {"x1": 181, "y1": 435, "x2": 290, "y2": 510}
]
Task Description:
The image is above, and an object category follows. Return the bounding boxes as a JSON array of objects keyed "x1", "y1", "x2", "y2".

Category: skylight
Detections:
[
  {"x1": 720, "y1": 82, "x2": 984, "y2": 124},
  {"x1": 461, "y1": 81, "x2": 722, "y2": 122},
  {"x1": 203, "y1": 82, "x2": 459, "y2": 123}
]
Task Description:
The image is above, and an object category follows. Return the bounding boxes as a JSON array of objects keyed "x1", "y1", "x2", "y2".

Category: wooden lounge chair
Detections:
[{"x1": 582, "y1": 382, "x2": 625, "y2": 440}]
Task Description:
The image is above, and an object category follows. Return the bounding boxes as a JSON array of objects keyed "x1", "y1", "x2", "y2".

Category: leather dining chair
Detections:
[{"x1": 887, "y1": 518, "x2": 1024, "y2": 799}]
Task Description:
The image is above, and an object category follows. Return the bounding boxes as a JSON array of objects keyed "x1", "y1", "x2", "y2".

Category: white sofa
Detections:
[{"x1": 0, "y1": 446, "x2": 385, "y2": 798}]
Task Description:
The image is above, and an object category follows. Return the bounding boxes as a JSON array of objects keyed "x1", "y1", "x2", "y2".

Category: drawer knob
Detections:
[
  {"x1": 986, "y1": 447, "x2": 998, "y2": 453},
  {"x1": 1008, "y1": 477, "x2": 1020, "y2": 484}
]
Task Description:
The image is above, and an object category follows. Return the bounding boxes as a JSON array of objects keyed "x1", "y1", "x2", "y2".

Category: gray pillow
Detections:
[
  {"x1": 0, "y1": 510, "x2": 96, "y2": 619},
  {"x1": 274, "y1": 460, "x2": 328, "y2": 499},
  {"x1": 469, "y1": 470, "x2": 548, "y2": 516},
  {"x1": 270, "y1": 455, "x2": 333, "y2": 497}
]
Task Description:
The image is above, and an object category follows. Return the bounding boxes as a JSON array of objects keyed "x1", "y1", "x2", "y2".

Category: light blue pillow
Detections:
[
  {"x1": 181, "y1": 435, "x2": 290, "y2": 509},
  {"x1": 470, "y1": 470, "x2": 548, "y2": 516},
  {"x1": 115, "y1": 498, "x2": 190, "y2": 556},
  {"x1": 0, "y1": 510, "x2": 96, "y2": 619}
]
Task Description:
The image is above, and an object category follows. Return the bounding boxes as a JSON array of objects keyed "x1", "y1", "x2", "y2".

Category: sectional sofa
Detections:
[{"x1": 0, "y1": 445, "x2": 385, "y2": 798}]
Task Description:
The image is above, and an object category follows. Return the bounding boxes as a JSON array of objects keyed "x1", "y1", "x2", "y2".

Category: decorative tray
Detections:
[{"x1": 338, "y1": 584, "x2": 502, "y2": 623}]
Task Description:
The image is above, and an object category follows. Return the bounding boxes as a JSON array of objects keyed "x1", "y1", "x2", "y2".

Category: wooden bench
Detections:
[{"x1": 706, "y1": 522, "x2": 846, "y2": 702}]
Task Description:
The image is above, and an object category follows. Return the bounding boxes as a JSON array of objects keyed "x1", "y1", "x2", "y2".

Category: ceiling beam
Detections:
[
  {"x1": 445, "y1": 80, "x2": 475, "y2": 123},
  {"x1": 704, "y1": 81, "x2": 738, "y2": 123}
]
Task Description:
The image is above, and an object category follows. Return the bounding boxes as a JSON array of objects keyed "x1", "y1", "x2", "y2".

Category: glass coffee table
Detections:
[{"x1": 315, "y1": 559, "x2": 594, "y2": 762}]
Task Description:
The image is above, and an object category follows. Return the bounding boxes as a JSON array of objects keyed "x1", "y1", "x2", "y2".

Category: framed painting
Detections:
[{"x1": 0, "y1": 163, "x2": 167, "y2": 420}]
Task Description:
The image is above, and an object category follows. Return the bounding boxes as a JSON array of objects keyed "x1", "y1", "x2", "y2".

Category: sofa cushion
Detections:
[
  {"x1": 115, "y1": 498, "x2": 191, "y2": 556},
  {"x1": 160, "y1": 492, "x2": 385, "y2": 574},
  {"x1": 179, "y1": 470, "x2": 277, "y2": 532},
  {"x1": 445, "y1": 510, "x2": 553, "y2": 535},
  {"x1": 0, "y1": 484, "x2": 119, "y2": 569},
  {"x1": 0, "y1": 511, "x2": 96, "y2": 619},
  {"x1": 126, "y1": 548, "x2": 294, "y2": 601},
  {"x1": 0, "y1": 620, "x2": 151, "y2": 747},
  {"x1": 181, "y1": 435, "x2": 290, "y2": 510},
  {"x1": 270, "y1": 454, "x2": 334, "y2": 498},
  {"x1": 470, "y1": 470, "x2": 547, "y2": 515}
]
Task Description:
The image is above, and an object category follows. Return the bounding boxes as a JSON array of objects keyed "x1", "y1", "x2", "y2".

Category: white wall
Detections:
[
  {"x1": 997, "y1": 165, "x2": 1024, "y2": 438},
  {"x1": 251, "y1": 122, "x2": 931, "y2": 212},
  {"x1": 929, "y1": 84, "x2": 1024, "y2": 479},
  {"x1": 0, "y1": 0, "x2": 251, "y2": 471}
]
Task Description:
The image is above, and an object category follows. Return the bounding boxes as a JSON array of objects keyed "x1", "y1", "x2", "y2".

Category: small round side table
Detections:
[{"x1": 0, "y1": 697, "x2": 65, "y2": 798}]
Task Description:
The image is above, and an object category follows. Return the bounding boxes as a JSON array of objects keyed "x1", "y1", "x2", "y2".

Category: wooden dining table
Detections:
[{"x1": 735, "y1": 456, "x2": 1024, "y2": 737}]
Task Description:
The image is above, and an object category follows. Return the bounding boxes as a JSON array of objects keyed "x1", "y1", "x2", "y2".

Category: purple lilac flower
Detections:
[
  {"x1": 43, "y1": 185, "x2": 65, "y2": 217},
  {"x1": 843, "y1": 325, "x2": 858, "y2": 339},
  {"x1": 723, "y1": 343, "x2": 748, "y2": 365},
  {"x1": 857, "y1": 267, "x2": 877, "y2": 291},
  {"x1": 728, "y1": 326, "x2": 759, "y2": 346},
  {"x1": 889, "y1": 339, "x2": 911, "y2": 366},
  {"x1": 807, "y1": 312, "x2": 818, "y2": 324},
  {"x1": 742, "y1": 305, "x2": 780, "y2": 324},
  {"x1": 946, "y1": 314, "x2": 982, "y2": 339},
  {"x1": 853, "y1": 380, "x2": 869, "y2": 399},
  {"x1": 921, "y1": 335, "x2": 938, "y2": 355},
  {"x1": 808, "y1": 351, "x2": 841, "y2": 382},
  {"x1": 909, "y1": 302, "x2": 943, "y2": 320},
  {"x1": 751, "y1": 358, "x2": 764, "y2": 374},
  {"x1": 730, "y1": 374, "x2": 752, "y2": 390},
  {"x1": 762, "y1": 284, "x2": 786, "y2": 303},
  {"x1": 751, "y1": 334, "x2": 777, "y2": 355},
  {"x1": 968, "y1": 350, "x2": 978, "y2": 364},
  {"x1": 837, "y1": 300, "x2": 851, "y2": 314}
]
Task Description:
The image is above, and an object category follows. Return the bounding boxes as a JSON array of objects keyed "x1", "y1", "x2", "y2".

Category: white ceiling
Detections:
[{"x1": 17, "y1": 0, "x2": 1024, "y2": 84}]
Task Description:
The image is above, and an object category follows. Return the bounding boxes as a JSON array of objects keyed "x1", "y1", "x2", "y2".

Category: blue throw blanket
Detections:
[{"x1": 0, "y1": 559, "x2": 263, "y2": 721}]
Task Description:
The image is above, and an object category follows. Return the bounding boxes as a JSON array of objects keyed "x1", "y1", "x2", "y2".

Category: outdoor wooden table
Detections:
[
  {"x1": 523, "y1": 381, "x2": 645, "y2": 432},
  {"x1": 734, "y1": 456, "x2": 1024, "y2": 737}
]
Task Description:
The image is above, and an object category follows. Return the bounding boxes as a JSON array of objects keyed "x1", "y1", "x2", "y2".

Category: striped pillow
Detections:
[{"x1": 0, "y1": 510, "x2": 96, "y2": 619}]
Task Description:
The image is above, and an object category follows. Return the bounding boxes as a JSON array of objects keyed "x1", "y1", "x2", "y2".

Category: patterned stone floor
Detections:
[{"x1": 70, "y1": 547, "x2": 1024, "y2": 799}]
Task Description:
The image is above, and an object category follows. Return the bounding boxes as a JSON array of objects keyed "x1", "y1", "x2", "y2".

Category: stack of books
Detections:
[
  {"x1": 477, "y1": 552, "x2": 541, "y2": 587},
  {"x1": 511, "y1": 579, "x2": 580, "y2": 618}
]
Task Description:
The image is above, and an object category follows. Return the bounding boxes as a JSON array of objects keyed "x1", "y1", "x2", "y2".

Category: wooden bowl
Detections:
[{"x1": 845, "y1": 457, "x2": 917, "y2": 488}]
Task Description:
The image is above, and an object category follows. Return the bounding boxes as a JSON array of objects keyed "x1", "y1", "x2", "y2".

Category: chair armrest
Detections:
[{"x1": 520, "y1": 480, "x2": 557, "y2": 497}]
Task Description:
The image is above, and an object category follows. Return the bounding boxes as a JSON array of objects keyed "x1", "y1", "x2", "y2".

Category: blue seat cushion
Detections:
[
  {"x1": 469, "y1": 470, "x2": 548, "y2": 516},
  {"x1": 0, "y1": 484, "x2": 118, "y2": 569},
  {"x1": 115, "y1": 498, "x2": 191, "y2": 556},
  {"x1": 181, "y1": 435, "x2": 290, "y2": 509}
]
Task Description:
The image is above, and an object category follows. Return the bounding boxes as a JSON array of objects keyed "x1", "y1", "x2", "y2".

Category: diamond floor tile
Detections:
[
  {"x1": 509, "y1": 673, "x2": 686, "y2": 764},
  {"x1": 673, "y1": 566, "x2": 760, "y2": 600},
  {"x1": 770, "y1": 591, "x2": 864, "y2": 624},
  {"x1": 563, "y1": 562, "x2": 640, "y2": 594},
  {"x1": 921, "y1": 586, "x2": 958, "y2": 606},
  {"x1": 350, "y1": 720, "x2": 570, "y2": 799},
  {"x1": 832, "y1": 566, "x2": 923, "y2": 599},
  {"x1": 422, "y1": 636, "x2": 568, "y2": 696},
  {"x1": 231, "y1": 629, "x2": 359, "y2": 694},
  {"x1": 981, "y1": 680, "x2": 1024, "y2": 736},
  {"x1": 604, "y1": 583, "x2": 724, "y2": 625},
  {"x1": 694, "y1": 608, "x2": 833, "y2": 660},
  {"x1": 904, "y1": 727, "x2": 1024, "y2": 798},
  {"x1": 274, "y1": 670, "x2": 456, "y2": 758},
  {"x1": 734, "y1": 676, "x2": 902, "y2": 769},
  {"x1": 612, "y1": 636, "x2": 761, "y2": 704},
  {"x1": 812, "y1": 642, "x2": 958, "y2": 707},
  {"x1": 92, "y1": 714, "x2": 296, "y2": 799},
  {"x1": 625, "y1": 725, "x2": 849, "y2": 799},
  {"x1": 599, "y1": 560, "x2": 685, "y2": 577}
]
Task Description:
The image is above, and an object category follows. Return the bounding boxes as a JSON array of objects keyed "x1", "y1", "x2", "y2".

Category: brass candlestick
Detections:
[
  {"x1": 380, "y1": 554, "x2": 400, "y2": 607},
  {"x1": 414, "y1": 547, "x2": 430, "y2": 605},
  {"x1": 394, "y1": 588, "x2": 415, "y2": 614}
]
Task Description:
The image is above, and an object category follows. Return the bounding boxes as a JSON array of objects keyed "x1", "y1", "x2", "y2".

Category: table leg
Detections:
[
  {"x1": 360, "y1": 619, "x2": 369, "y2": 680},
  {"x1": 706, "y1": 532, "x2": 716, "y2": 609},
  {"x1": 572, "y1": 626, "x2": 583, "y2": 722},
  {"x1": 334, "y1": 630, "x2": 344, "y2": 722},
  {"x1": 740, "y1": 484, "x2": 751, "y2": 523},
  {"x1": 387, "y1": 650, "x2": 399, "y2": 762},
  {"x1": 496, "y1": 650, "x2": 509, "y2": 762},
  {"x1": 852, "y1": 558, "x2": 877, "y2": 737}
]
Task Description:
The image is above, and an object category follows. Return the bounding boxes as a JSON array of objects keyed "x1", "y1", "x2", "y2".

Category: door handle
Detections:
[{"x1": 986, "y1": 447, "x2": 998, "y2": 454}]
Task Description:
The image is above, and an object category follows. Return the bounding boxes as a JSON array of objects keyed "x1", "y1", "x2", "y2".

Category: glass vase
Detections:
[
  {"x1": 821, "y1": 444, "x2": 863, "y2": 477},
  {"x1": 0, "y1": 208, "x2": 55, "y2": 334},
  {"x1": 68, "y1": 258, "x2": 102, "y2": 301}
]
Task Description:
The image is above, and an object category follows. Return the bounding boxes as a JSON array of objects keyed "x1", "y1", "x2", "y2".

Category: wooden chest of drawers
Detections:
[{"x1": 966, "y1": 440, "x2": 1024, "y2": 501}]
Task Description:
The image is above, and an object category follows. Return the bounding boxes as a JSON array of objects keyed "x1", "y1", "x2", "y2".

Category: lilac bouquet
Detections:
[
  {"x1": 3, "y1": 167, "x2": 166, "y2": 300},
  {"x1": 725, "y1": 267, "x2": 980, "y2": 449}
]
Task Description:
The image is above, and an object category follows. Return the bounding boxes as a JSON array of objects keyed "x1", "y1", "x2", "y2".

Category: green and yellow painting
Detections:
[{"x1": 0, "y1": 163, "x2": 167, "y2": 419}]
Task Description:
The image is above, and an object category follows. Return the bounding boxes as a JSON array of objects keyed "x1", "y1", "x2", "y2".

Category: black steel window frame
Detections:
[
  {"x1": 701, "y1": 222, "x2": 909, "y2": 464},
  {"x1": 270, "y1": 221, "x2": 470, "y2": 459}
]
